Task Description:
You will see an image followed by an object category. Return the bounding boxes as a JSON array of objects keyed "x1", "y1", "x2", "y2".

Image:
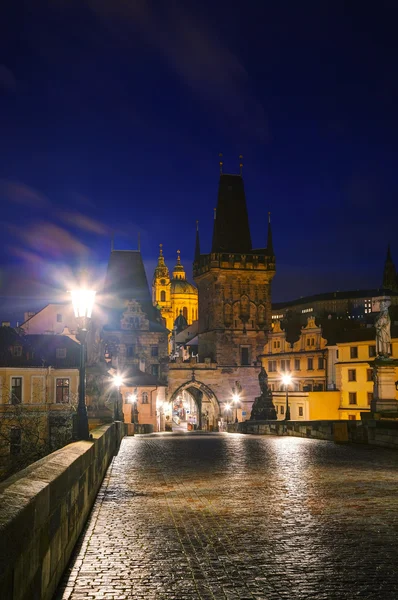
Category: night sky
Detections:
[{"x1": 1, "y1": 1, "x2": 397, "y2": 323}]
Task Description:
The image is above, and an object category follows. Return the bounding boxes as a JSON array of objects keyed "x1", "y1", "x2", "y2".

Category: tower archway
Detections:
[{"x1": 166, "y1": 379, "x2": 221, "y2": 431}]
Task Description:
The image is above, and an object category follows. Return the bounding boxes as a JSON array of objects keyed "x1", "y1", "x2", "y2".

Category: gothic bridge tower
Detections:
[{"x1": 193, "y1": 172, "x2": 275, "y2": 366}]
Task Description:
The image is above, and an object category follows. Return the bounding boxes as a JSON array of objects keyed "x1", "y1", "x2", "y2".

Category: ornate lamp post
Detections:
[
  {"x1": 112, "y1": 374, "x2": 124, "y2": 422},
  {"x1": 70, "y1": 283, "x2": 96, "y2": 440},
  {"x1": 225, "y1": 403, "x2": 231, "y2": 424},
  {"x1": 281, "y1": 373, "x2": 292, "y2": 421},
  {"x1": 128, "y1": 388, "x2": 138, "y2": 426}
]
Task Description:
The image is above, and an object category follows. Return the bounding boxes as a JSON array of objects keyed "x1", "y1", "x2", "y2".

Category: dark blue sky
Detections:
[{"x1": 1, "y1": 1, "x2": 397, "y2": 321}]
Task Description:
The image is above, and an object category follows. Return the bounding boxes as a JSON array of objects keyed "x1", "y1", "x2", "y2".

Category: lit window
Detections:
[
  {"x1": 56, "y1": 378, "x2": 70, "y2": 403},
  {"x1": 11, "y1": 377, "x2": 22, "y2": 404},
  {"x1": 298, "y1": 406, "x2": 303, "y2": 417},
  {"x1": 142, "y1": 392, "x2": 149, "y2": 404},
  {"x1": 348, "y1": 369, "x2": 356, "y2": 382},
  {"x1": 349, "y1": 392, "x2": 357, "y2": 405}
]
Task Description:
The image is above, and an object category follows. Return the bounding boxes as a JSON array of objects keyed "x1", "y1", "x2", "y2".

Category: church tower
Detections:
[
  {"x1": 152, "y1": 244, "x2": 172, "y2": 330},
  {"x1": 382, "y1": 244, "x2": 398, "y2": 292},
  {"x1": 193, "y1": 172, "x2": 275, "y2": 365}
]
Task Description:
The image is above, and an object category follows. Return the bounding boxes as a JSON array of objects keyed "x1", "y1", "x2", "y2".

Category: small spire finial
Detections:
[
  {"x1": 159, "y1": 243, "x2": 163, "y2": 256},
  {"x1": 219, "y1": 153, "x2": 223, "y2": 174},
  {"x1": 268, "y1": 211, "x2": 271, "y2": 224},
  {"x1": 213, "y1": 207, "x2": 217, "y2": 220},
  {"x1": 239, "y1": 154, "x2": 243, "y2": 176},
  {"x1": 196, "y1": 220, "x2": 199, "y2": 231},
  {"x1": 177, "y1": 249, "x2": 181, "y2": 264}
]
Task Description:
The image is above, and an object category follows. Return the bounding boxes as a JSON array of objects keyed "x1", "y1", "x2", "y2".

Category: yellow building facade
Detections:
[
  {"x1": 336, "y1": 337, "x2": 398, "y2": 420},
  {"x1": 152, "y1": 246, "x2": 198, "y2": 334}
]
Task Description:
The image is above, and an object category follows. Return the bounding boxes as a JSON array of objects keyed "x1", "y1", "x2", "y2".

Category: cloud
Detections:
[
  {"x1": 10, "y1": 221, "x2": 90, "y2": 258},
  {"x1": 0, "y1": 65, "x2": 16, "y2": 93},
  {"x1": 0, "y1": 179, "x2": 50, "y2": 208},
  {"x1": 59, "y1": 210, "x2": 110, "y2": 235},
  {"x1": 85, "y1": 0, "x2": 267, "y2": 140}
]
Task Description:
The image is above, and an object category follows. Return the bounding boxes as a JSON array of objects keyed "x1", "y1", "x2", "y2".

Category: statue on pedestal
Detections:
[
  {"x1": 250, "y1": 366, "x2": 277, "y2": 420},
  {"x1": 375, "y1": 299, "x2": 391, "y2": 358}
]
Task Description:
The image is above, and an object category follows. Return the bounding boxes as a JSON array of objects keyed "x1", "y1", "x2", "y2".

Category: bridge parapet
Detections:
[{"x1": 0, "y1": 421, "x2": 124, "y2": 600}]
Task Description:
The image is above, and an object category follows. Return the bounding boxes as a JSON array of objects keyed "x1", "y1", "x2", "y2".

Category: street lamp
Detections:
[
  {"x1": 112, "y1": 374, "x2": 124, "y2": 422},
  {"x1": 128, "y1": 388, "x2": 138, "y2": 426},
  {"x1": 281, "y1": 373, "x2": 292, "y2": 421},
  {"x1": 232, "y1": 393, "x2": 240, "y2": 423},
  {"x1": 70, "y1": 281, "x2": 96, "y2": 440},
  {"x1": 225, "y1": 403, "x2": 231, "y2": 424}
]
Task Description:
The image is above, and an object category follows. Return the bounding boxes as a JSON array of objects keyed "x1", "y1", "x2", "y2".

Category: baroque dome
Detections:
[{"x1": 170, "y1": 279, "x2": 198, "y2": 295}]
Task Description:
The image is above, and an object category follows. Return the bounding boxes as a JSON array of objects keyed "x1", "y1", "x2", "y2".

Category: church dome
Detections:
[{"x1": 171, "y1": 279, "x2": 198, "y2": 295}]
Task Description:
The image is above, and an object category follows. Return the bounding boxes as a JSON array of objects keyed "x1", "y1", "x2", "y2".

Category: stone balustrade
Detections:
[{"x1": 0, "y1": 422, "x2": 124, "y2": 600}]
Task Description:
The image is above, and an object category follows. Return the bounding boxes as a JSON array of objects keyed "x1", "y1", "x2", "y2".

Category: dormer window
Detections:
[
  {"x1": 12, "y1": 346, "x2": 22, "y2": 357},
  {"x1": 56, "y1": 348, "x2": 67, "y2": 358}
]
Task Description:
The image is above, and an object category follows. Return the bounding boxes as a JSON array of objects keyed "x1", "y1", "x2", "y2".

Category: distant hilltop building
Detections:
[{"x1": 152, "y1": 247, "x2": 198, "y2": 334}]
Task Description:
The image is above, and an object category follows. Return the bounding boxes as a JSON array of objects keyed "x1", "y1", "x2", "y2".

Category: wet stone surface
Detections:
[{"x1": 56, "y1": 433, "x2": 398, "y2": 599}]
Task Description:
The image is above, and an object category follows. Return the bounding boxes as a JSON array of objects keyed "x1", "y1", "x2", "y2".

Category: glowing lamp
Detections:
[
  {"x1": 71, "y1": 289, "x2": 96, "y2": 321},
  {"x1": 281, "y1": 374, "x2": 292, "y2": 387},
  {"x1": 113, "y1": 375, "x2": 124, "y2": 388},
  {"x1": 232, "y1": 393, "x2": 240, "y2": 403}
]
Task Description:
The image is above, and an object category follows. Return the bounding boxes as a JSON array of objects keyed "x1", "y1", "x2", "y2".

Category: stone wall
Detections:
[
  {"x1": 227, "y1": 419, "x2": 398, "y2": 449},
  {"x1": 0, "y1": 422, "x2": 124, "y2": 600}
]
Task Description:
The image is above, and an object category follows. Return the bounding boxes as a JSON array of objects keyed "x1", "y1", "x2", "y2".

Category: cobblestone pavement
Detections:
[{"x1": 56, "y1": 433, "x2": 398, "y2": 600}]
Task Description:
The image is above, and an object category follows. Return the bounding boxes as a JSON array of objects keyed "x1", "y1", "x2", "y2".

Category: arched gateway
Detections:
[{"x1": 165, "y1": 376, "x2": 221, "y2": 431}]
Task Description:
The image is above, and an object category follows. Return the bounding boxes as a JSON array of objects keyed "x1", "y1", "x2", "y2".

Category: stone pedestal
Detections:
[{"x1": 371, "y1": 359, "x2": 398, "y2": 413}]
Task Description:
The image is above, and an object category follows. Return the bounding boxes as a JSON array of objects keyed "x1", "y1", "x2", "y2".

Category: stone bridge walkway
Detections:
[{"x1": 56, "y1": 433, "x2": 398, "y2": 599}]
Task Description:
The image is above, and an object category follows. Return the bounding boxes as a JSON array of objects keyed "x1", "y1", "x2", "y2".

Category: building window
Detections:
[
  {"x1": 241, "y1": 347, "x2": 250, "y2": 366},
  {"x1": 280, "y1": 405, "x2": 284, "y2": 415},
  {"x1": 281, "y1": 359, "x2": 290, "y2": 372},
  {"x1": 151, "y1": 364, "x2": 159, "y2": 377},
  {"x1": 56, "y1": 378, "x2": 70, "y2": 403},
  {"x1": 294, "y1": 359, "x2": 300, "y2": 371},
  {"x1": 160, "y1": 279, "x2": 166, "y2": 285},
  {"x1": 12, "y1": 346, "x2": 22, "y2": 357},
  {"x1": 318, "y1": 357, "x2": 324, "y2": 370},
  {"x1": 57, "y1": 313, "x2": 63, "y2": 323},
  {"x1": 367, "y1": 369, "x2": 373, "y2": 382},
  {"x1": 160, "y1": 290, "x2": 166, "y2": 302},
  {"x1": 350, "y1": 346, "x2": 358, "y2": 359},
  {"x1": 307, "y1": 338, "x2": 310, "y2": 346},
  {"x1": 311, "y1": 338, "x2": 315, "y2": 346},
  {"x1": 348, "y1": 415, "x2": 356, "y2": 421},
  {"x1": 314, "y1": 383, "x2": 324, "y2": 391},
  {"x1": 268, "y1": 360, "x2": 277, "y2": 372},
  {"x1": 183, "y1": 307, "x2": 188, "y2": 320},
  {"x1": 298, "y1": 406, "x2": 303, "y2": 417},
  {"x1": 127, "y1": 345, "x2": 135, "y2": 358},
  {"x1": 348, "y1": 369, "x2": 356, "y2": 382},
  {"x1": 349, "y1": 392, "x2": 357, "y2": 405},
  {"x1": 151, "y1": 345, "x2": 159, "y2": 357},
  {"x1": 336, "y1": 350, "x2": 339, "y2": 359},
  {"x1": 367, "y1": 392, "x2": 373, "y2": 406},
  {"x1": 142, "y1": 392, "x2": 149, "y2": 404},
  {"x1": 307, "y1": 358, "x2": 313, "y2": 370},
  {"x1": 10, "y1": 428, "x2": 22, "y2": 455},
  {"x1": 368, "y1": 345, "x2": 376, "y2": 358},
  {"x1": 11, "y1": 377, "x2": 22, "y2": 404},
  {"x1": 56, "y1": 348, "x2": 67, "y2": 359}
]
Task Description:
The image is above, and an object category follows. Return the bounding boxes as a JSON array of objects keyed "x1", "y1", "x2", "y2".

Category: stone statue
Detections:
[
  {"x1": 375, "y1": 300, "x2": 391, "y2": 358},
  {"x1": 250, "y1": 366, "x2": 277, "y2": 420},
  {"x1": 258, "y1": 366, "x2": 268, "y2": 395}
]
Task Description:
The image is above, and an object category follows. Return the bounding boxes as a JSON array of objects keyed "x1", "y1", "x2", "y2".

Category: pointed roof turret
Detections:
[
  {"x1": 267, "y1": 212, "x2": 274, "y2": 257},
  {"x1": 382, "y1": 243, "x2": 398, "y2": 291},
  {"x1": 194, "y1": 220, "x2": 201, "y2": 263},
  {"x1": 211, "y1": 174, "x2": 252, "y2": 254},
  {"x1": 153, "y1": 244, "x2": 169, "y2": 281},
  {"x1": 172, "y1": 250, "x2": 186, "y2": 280}
]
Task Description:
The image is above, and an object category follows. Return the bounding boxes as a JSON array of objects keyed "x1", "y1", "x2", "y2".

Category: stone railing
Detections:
[
  {"x1": 227, "y1": 419, "x2": 398, "y2": 449},
  {"x1": 0, "y1": 422, "x2": 124, "y2": 600}
]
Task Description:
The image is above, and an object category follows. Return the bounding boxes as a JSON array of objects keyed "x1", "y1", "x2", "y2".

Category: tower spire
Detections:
[
  {"x1": 219, "y1": 153, "x2": 223, "y2": 174},
  {"x1": 211, "y1": 173, "x2": 252, "y2": 253},
  {"x1": 194, "y1": 220, "x2": 201, "y2": 263},
  {"x1": 267, "y1": 212, "x2": 274, "y2": 257},
  {"x1": 172, "y1": 250, "x2": 186, "y2": 280},
  {"x1": 239, "y1": 154, "x2": 243, "y2": 176}
]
